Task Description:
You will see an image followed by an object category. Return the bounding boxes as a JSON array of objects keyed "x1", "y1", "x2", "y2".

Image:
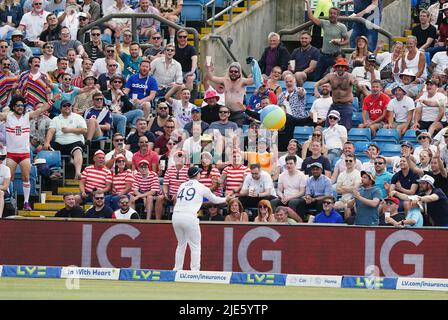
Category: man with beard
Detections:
[
  {"x1": 148, "y1": 101, "x2": 179, "y2": 138},
  {"x1": 0, "y1": 95, "x2": 50, "y2": 211},
  {"x1": 18, "y1": 0, "x2": 51, "y2": 47},
  {"x1": 17, "y1": 56, "x2": 51, "y2": 108},
  {"x1": 55, "y1": 193, "x2": 85, "y2": 218},
  {"x1": 0, "y1": 57, "x2": 19, "y2": 111},
  {"x1": 124, "y1": 58, "x2": 157, "y2": 120},
  {"x1": 206, "y1": 62, "x2": 254, "y2": 127},
  {"x1": 391, "y1": 174, "x2": 448, "y2": 227},
  {"x1": 82, "y1": 27, "x2": 105, "y2": 63},
  {"x1": 309, "y1": 83, "x2": 332, "y2": 126},
  {"x1": 314, "y1": 58, "x2": 357, "y2": 130}
]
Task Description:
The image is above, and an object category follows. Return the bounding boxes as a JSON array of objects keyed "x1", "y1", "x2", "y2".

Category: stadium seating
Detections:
[
  {"x1": 348, "y1": 128, "x2": 371, "y2": 142},
  {"x1": 12, "y1": 165, "x2": 39, "y2": 197},
  {"x1": 182, "y1": 1, "x2": 204, "y2": 22},
  {"x1": 381, "y1": 143, "x2": 402, "y2": 157},
  {"x1": 293, "y1": 126, "x2": 314, "y2": 142},
  {"x1": 373, "y1": 129, "x2": 400, "y2": 143},
  {"x1": 401, "y1": 129, "x2": 418, "y2": 144},
  {"x1": 351, "y1": 112, "x2": 363, "y2": 127},
  {"x1": 354, "y1": 141, "x2": 371, "y2": 156}
]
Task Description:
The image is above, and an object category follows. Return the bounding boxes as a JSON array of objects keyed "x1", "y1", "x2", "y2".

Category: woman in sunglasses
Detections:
[
  {"x1": 301, "y1": 126, "x2": 328, "y2": 159},
  {"x1": 254, "y1": 200, "x2": 275, "y2": 223},
  {"x1": 105, "y1": 154, "x2": 133, "y2": 211},
  {"x1": 102, "y1": 74, "x2": 143, "y2": 137},
  {"x1": 224, "y1": 198, "x2": 248, "y2": 222}
]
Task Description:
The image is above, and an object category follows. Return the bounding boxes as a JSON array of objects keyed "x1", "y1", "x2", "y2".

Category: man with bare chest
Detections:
[
  {"x1": 314, "y1": 58, "x2": 357, "y2": 130},
  {"x1": 206, "y1": 62, "x2": 254, "y2": 127}
]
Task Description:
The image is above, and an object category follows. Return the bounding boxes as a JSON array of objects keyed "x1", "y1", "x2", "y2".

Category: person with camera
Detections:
[{"x1": 105, "y1": 133, "x2": 133, "y2": 171}]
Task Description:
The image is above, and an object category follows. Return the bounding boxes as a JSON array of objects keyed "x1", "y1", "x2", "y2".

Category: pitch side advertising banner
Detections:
[{"x1": 0, "y1": 220, "x2": 448, "y2": 278}]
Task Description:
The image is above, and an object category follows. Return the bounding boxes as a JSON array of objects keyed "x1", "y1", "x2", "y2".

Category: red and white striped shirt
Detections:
[
  {"x1": 163, "y1": 165, "x2": 189, "y2": 196},
  {"x1": 81, "y1": 165, "x2": 113, "y2": 193},
  {"x1": 199, "y1": 167, "x2": 222, "y2": 196},
  {"x1": 112, "y1": 169, "x2": 134, "y2": 194},
  {"x1": 6, "y1": 112, "x2": 31, "y2": 154},
  {"x1": 132, "y1": 170, "x2": 160, "y2": 194},
  {"x1": 222, "y1": 164, "x2": 250, "y2": 195}
]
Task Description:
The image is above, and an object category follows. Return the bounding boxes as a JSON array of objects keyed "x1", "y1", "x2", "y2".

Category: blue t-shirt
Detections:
[
  {"x1": 125, "y1": 74, "x2": 158, "y2": 100},
  {"x1": 290, "y1": 46, "x2": 320, "y2": 72},
  {"x1": 314, "y1": 209, "x2": 344, "y2": 224},
  {"x1": 374, "y1": 171, "x2": 393, "y2": 198},
  {"x1": 406, "y1": 207, "x2": 424, "y2": 228},
  {"x1": 84, "y1": 107, "x2": 113, "y2": 136},
  {"x1": 355, "y1": 186, "x2": 382, "y2": 226},
  {"x1": 120, "y1": 53, "x2": 142, "y2": 79}
]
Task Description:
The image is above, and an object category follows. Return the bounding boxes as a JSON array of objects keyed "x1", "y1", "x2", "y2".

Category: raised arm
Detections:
[{"x1": 305, "y1": 0, "x2": 321, "y2": 26}]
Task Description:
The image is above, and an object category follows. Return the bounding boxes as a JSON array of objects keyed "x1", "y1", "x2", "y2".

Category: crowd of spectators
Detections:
[{"x1": 0, "y1": 0, "x2": 446, "y2": 227}]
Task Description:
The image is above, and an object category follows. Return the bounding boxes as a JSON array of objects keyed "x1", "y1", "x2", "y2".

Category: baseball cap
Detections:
[
  {"x1": 60, "y1": 100, "x2": 72, "y2": 107},
  {"x1": 139, "y1": 159, "x2": 150, "y2": 167},
  {"x1": 12, "y1": 42, "x2": 25, "y2": 51},
  {"x1": 94, "y1": 150, "x2": 105, "y2": 157},
  {"x1": 115, "y1": 154, "x2": 126, "y2": 161},
  {"x1": 191, "y1": 106, "x2": 201, "y2": 113},
  {"x1": 384, "y1": 196, "x2": 399, "y2": 206},
  {"x1": 310, "y1": 162, "x2": 323, "y2": 169},
  {"x1": 418, "y1": 174, "x2": 435, "y2": 187},
  {"x1": 188, "y1": 166, "x2": 202, "y2": 178},
  {"x1": 401, "y1": 141, "x2": 414, "y2": 149},
  {"x1": 425, "y1": 79, "x2": 439, "y2": 86}
]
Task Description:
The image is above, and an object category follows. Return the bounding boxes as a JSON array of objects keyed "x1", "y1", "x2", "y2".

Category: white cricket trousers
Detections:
[{"x1": 172, "y1": 214, "x2": 201, "y2": 271}]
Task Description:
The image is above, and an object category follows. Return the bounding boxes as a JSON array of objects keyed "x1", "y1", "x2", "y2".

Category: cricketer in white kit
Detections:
[{"x1": 172, "y1": 166, "x2": 230, "y2": 271}]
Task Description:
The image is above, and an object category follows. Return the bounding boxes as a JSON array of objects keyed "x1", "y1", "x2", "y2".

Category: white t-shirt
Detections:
[
  {"x1": 386, "y1": 96, "x2": 415, "y2": 123},
  {"x1": 334, "y1": 156, "x2": 363, "y2": 173},
  {"x1": 277, "y1": 154, "x2": 303, "y2": 173},
  {"x1": 431, "y1": 51, "x2": 448, "y2": 74},
  {"x1": 171, "y1": 99, "x2": 194, "y2": 129},
  {"x1": 92, "y1": 58, "x2": 122, "y2": 77},
  {"x1": 352, "y1": 66, "x2": 381, "y2": 87},
  {"x1": 242, "y1": 171, "x2": 276, "y2": 197},
  {"x1": 0, "y1": 163, "x2": 11, "y2": 186},
  {"x1": 309, "y1": 97, "x2": 333, "y2": 120},
  {"x1": 278, "y1": 170, "x2": 306, "y2": 198},
  {"x1": 105, "y1": 149, "x2": 134, "y2": 171},
  {"x1": 336, "y1": 169, "x2": 362, "y2": 201},
  {"x1": 416, "y1": 91, "x2": 447, "y2": 122},
  {"x1": 6, "y1": 113, "x2": 30, "y2": 154},
  {"x1": 19, "y1": 11, "x2": 51, "y2": 41},
  {"x1": 113, "y1": 207, "x2": 138, "y2": 220},
  {"x1": 323, "y1": 124, "x2": 347, "y2": 150},
  {"x1": 173, "y1": 179, "x2": 227, "y2": 218},
  {"x1": 375, "y1": 52, "x2": 392, "y2": 72},
  {"x1": 49, "y1": 113, "x2": 87, "y2": 145},
  {"x1": 40, "y1": 56, "x2": 58, "y2": 74},
  {"x1": 182, "y1": 136, "x2": 201, "y2": 162}
]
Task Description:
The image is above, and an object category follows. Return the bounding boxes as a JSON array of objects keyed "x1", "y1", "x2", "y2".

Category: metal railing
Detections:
[
  {"x1": 77, "y1": 13, "x2": 200, "y2": 52},
  {"x1": 205, "y1": 0, "x2": 252, "y2": 34},
  {"x1": 278, "y1": 16, "x2": 394, "y2": 53},
  {"x1": 209, "y1": 35, "x2": 248, "y2": 77}
]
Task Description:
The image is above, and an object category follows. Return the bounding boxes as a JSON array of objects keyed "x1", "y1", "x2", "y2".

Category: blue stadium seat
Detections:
[
  {"x1": 181, "y1": 3, "x2": 204, "y2": 21},
  {"x1": 373, "y1": 129, "x2": 400, "y2": 143},
  {"x1": 354, "y1": 141, "x2": 371, "y2": 156},
  {"x1": 31, "y1": 47, "x2": 41, "y2": 56},
  {"x1": 303, "y1": 81, "x2": 316, "y2": 91},
  {"x1": 306, "y1": 95, "x2": 316, "y2": 106},
  {"x1": 293, "y1": 126, "x2": 314, "y2": 142},
  {"x1": 36, "y1": 150, "x2": 62, "y2": 170},
  {"x1": 101, "y1": 34, "x2": 112, "y2": 44},
  {"x1": 348, "y1": 128, "x2": 371, "y2": 141},
  {"x1": 381, "y1": 143, "x2": 402, "y2": 157},
  {"x1": 352, "y1": 112, "x2": 363, "y2": 127},
  {"x1": 401, "y1": 129, "x2": 418, "y2": 143},
  {"x1": 352, "y1": 97, "x2": 360, "y2": 112}
]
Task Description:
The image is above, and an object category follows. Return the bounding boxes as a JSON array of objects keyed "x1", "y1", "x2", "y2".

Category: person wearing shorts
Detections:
[
  {"x1": 0, "y1": 95, "x2": 51, "y2": 211},
  {"x1": 44, "y1": 100, "x2": 87, "y2": 180}
]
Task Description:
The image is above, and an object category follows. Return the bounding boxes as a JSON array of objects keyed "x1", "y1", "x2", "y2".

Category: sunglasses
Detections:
[
  {"x1": 108, "y1": 64, "x2": 118, "y2": 67},
  {"x1": 120, "y1": 201, "x2": 129, "y2": 205},
  {"x1": 152, "y1": 37, "x2": 161, "y2": 40},
  {"x1": 258, "y1": 205, "x2": 268, "y2": 209},
  {"x1": 91, "y1": 33, "x2": 101, "y2": 36},
  {"x1": 115, "y1": 138, "x2": 124, "y2": 142},
  {"x1": 79, "y1": 17, "x2": 87, "y2": 21},
  {"x1": 116, "y1": 160, "x2": 125, "y2": 163},
  {"x1": 45, "y1": 46, "x2": 54, "y2": 49},
  {"x1": 328, "y1": 116, "x2": 338, "y2": 120},
  {"x1": 0, "y1": 46, "x2": 8, "y2": 49},
  {"x1": 165, "y1": 126, "x2": 175, "y2": 129},
  {"x1": 15, "y1": 104, "x2": 25, "y2": 107},
  {"x1": 124, "y1": 34, "x2": 132, "y2": 37},
  {"x1": 374, "y1": 162, "x2": 384, "y2": 165},
  {"x1": 3, "y1": 64, "x2": 10, "y2": 67},
  {"x1": 166, "y1": 49, "x2": 175, "y2": 52},
  {"x1": 61, "y1": 33, "x2": 70, "y2": 36},
  {"x1": 345, "y1": 159, "x2": 353, "y2": 163},
  {"x1": 177, "y1": 35, "x2": 188, "y2": 38},
  {"x1": 418, "y1": 136, "x2": 429, "y2": 140},
  {"x1": 63, "y1": 78, "x2": 72, "y2": 81},
  {"x1": 219, "y1": 111, "x2": 229, "y2": 114},
  {"x1": 158, "y1": 107, "x2": 168, "y2": 110},
  {"x1": 95, "y1": 197, "x2": 104, "y2": 200},
  {"x1": 312, "y1": 133, "x2": 321, "y2": 136},
  {"x1": 323, "y1": 201, "x2": 333, "y2": 205},
  {"x1": 385, "y1": 201, "x2": 395, "y2": 205},
  {"x1": 94, "y1": 97, "x2": 103, "y2": 101},
  {"x1": 113, "y1": 80, "x2": 123, "y2": 84},
  {"x1": 139, "y1": 141, "x2": 149, "y2": 144},
  {"x1": 106, "y1": 50, "x2": 115, "y2": 53},
  {"x1": 229, "y1": 70, "x2": 239, "y2": 74}
]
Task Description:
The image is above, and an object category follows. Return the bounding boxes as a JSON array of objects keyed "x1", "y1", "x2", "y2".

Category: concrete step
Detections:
[
  {"x1": 18, "y1": 210, "x2": 57, "y2": 217},
  {"x1": 392, "y1": 36, "x2": 407, "y2": 43},
  {"x1": 46, "y1": 195, "x2": 64, "y2": 201},
  {"x1": 207, "y1": 20, "x2": 227, "y2": 27},
  {"x1": 244, "y1": 0, "x2": 258, "y2": 6},
  {"x1": 232, "y1": 7, "x2": 246, "y2": 13},
  {"x1": 201, "y1": 27, "x2": 212, "y2": 35},
  {"x1": 34, "y1": 203, "x2": 90, "y2": 211},
  {"x1": 65, "y1": 179, "x2": 80, "y2": 186},
  {"x1": 58, "y1": 187, "x2": 80, "y2": 194}
]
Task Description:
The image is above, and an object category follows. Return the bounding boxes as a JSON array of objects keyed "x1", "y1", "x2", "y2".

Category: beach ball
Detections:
[{"x1": 260, "y1": 105, "x2": 286, "y2": 130}]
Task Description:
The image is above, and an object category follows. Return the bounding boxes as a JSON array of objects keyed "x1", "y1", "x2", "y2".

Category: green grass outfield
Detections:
[{"x1": 0, "y1": 278, "x2": 447, "y2": 300}]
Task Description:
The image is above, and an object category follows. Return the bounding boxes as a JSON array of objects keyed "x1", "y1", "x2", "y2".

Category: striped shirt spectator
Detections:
[
  {"x1": 163, "y1": 165, "x2": 189, "y2": 197},
  {"x1": 112, "y1": 169, "x2": 134, "y2": 194},
  {"x1": 0, "y1": 74, "x2": 18, "y2": 111},
  {"x1": 132, "y1": 170, "x2": 160, "y2": 194},
  {"x1": 81, "y1": 165, "x2": 113, "y2": 193},
  {"x1": 199, "y1": 166, "x2": 221, "y2": 196},
  {"x1": 221, "y1": 164, "x2": 250, "y2": 196}
]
